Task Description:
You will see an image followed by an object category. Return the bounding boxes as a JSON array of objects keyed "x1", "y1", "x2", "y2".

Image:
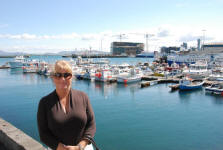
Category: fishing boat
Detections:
[
  {"x1": 167, "y1": 53, "x2": 210, "y2": 65},
  {"x1": 23, "y1": 65, "x2": 38, "y2": 73},
  {"x1": 93, "y1": 58, "x2": 110, "y2": 64},
  {"x1": 8, "y1": 56, "x2": 26, "y2": 68},
  {"x1": 22, "y1": 59, "x2": 39, "y2": 73},
  {"x1": 117, "y1": 68, "x2": 142, "y2": 84},
  {"x1": 179, "y1": 78, "x2": 204, "y2": 90},
  {"x1": 205, "y1": 83, "x2": 223, "y2": 95},
  {"x1": 82, "y1": 68, "x2": 96, "y2": 81},
  {"x1": 95, "y1": 69, "x2": 114, "y2": 82},
  {"x1": 182, "y1": 60, "x2": 210, "y2": 79},
  {"x1": 208, "y1": 68, "x2": 223, "y2": 81}
]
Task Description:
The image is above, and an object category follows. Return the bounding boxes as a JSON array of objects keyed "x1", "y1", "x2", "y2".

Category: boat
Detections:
[
  {"x1": 208, "y1": 68, "x2": 223, "y2": 81},
  {"x1": 179, "y1": 78, "x2": 204, "y2": 90},
  {"x1": 82, "y1": 68, "x2": 96, "y2": 81},
  {"x1": 165, "y1": 62, "x2": 181, "y2": 76},
  {"x1": 22, "y1": 59, "x2": 40, "y2": 73},
  {"x1": 182, "y1": 60, "x2": 210, "y2": 79},
  {"x1": 117, "y1": 68, "x2": 142, "y2": 84},
  {"x1": 205, "y1": 83, "x2": 223, "y2": 95},
  {"x1": 117, "y1": 75, "x2": 141, "y2": 84},
  {"x1": 0, "y1": 63, "x2": 10, "y2": 69},
  {"x1": 167, "y1": 53, "x2": 211, "y2": 65},
  {"x1": 93, "y1": 58, "x2": 110, "y2": 64},
  {"x1": 23, "y1": 65, "x2": 38, "y2": 73},
  {"x1": 8, "y1": 56, "x2": 26, "y2": 68},
  {"x1": 95, "y1": 69, "x2": 114, "y2": 82},
  {"x1": 136, "y1": 52, "x2": 154, "y2": 58}
]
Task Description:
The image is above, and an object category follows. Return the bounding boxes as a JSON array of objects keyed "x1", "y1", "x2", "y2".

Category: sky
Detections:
[{"x1": 0, "y1": 0, "x2": 223, "y2": 53}]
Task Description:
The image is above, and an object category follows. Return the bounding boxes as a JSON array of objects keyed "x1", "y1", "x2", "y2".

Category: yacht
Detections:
[{"x1": 9, "y1": 56, "x2": 26, "y2": 68}]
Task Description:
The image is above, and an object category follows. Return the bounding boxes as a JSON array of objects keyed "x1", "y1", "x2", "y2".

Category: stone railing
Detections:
[{"x1": 0, "y1": 117, "x2": 45, "y2": 150}]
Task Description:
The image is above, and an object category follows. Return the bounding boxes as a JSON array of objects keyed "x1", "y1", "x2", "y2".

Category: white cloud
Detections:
[
  {"x1": 0, "y1": 25, "x2": 223, "y2": 53},
  {"x1": 0, "y1": 33, "x2": 80, "y2": 40}
]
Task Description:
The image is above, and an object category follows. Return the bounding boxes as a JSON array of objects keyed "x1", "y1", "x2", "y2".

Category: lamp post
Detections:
[
  {"x1": 145, "y1": 34, "x2": 154, "y2": 52},
  {"x1": 202, "y1": 29, "x2": 206, "y2": 50}
]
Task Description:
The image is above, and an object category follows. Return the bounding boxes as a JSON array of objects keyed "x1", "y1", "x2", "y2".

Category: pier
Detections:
[
  {"x1": 141, "y1": 76, "x2": 180, "y2": 88},
  {"x1": 0, "y1": 117, "x2": 44, "y2": 150},
  {"x1": 141, "y1": 76, "x2": 214, "y2": 90}
]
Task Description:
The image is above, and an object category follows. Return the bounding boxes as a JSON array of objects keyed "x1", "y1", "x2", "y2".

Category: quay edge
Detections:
[{"x1": 0, "y1": 117, "x2": 45, "y2": 150}]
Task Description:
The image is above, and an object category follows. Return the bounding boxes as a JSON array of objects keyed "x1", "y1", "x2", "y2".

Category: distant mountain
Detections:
[
  {"x1": 0, "y1": 50, "x2": 28, "y2": 56},
  {"x1": 0, "y1": 50, "x2": 110, "y2": 56},
  {"x1": 57, "y1": 50, "x2": 110, "y2": 56}
]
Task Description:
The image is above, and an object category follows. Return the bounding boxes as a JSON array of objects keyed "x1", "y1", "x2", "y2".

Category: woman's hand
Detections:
[
  {"x1": 56, "y1": 143, "x2": 69, "y2": 150},
  {"x1": 64, "y1": 145, "x2": 80, "y2": 150}
]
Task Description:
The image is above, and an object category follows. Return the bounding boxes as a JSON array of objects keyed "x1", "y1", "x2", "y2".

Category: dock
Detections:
[
  {"x1": 0, "y1": 65, "x2": 10, "y2": 69},
  {"x1": 141, "y1": 76, "x2": 215, "y2": 90},
  {"x1": 141, "y1": 76, "x2": 180, "y2": 88}
]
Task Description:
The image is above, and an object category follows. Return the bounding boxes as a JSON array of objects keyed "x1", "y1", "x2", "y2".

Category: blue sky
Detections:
[{"x1": 0, "y1": 0, "x2": 222, "y2": 53}]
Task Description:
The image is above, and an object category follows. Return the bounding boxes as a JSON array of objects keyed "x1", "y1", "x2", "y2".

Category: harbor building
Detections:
[
  {"x1": 111, "y1": 42, "x2": 144, "y2": 56},
  {"x1": 202, "y1": 43, "x2": 223, "y2": 52},
  {"x1": 181, "y1": 42, "x2": 188, "y2": 49}
]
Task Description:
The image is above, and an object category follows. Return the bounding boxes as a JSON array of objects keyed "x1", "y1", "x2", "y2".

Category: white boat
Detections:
[
  {"x1": 183, "y1": 60, "x2": 210, "y2": 79},
  {"x1": 117, "y1": 68, "x2": 142, "y2": 84},
  {"x1": 95, "y1": 69, "x2": 114, "y2": 82},
  {"x1": 9, "y1": 56, "x2": 26, "y2": 68},
  {"x1": 22, "y1": 59, "x2": 40, "y2": 73},
  {"x1": 23, "y1": 65, "x2": 38, "y2": 73},
  {"x1": 75, "y1": 56, "x2": 93, "y2": 65},
  {"x1": 205, "y1": 83, "x2": 223, "y2": 95},
  {"x1": 167, "y1": 53, "x2": 210, "y2": 65},
  {"x1": 117, "y1": 75, "x2": 141, "y2": 84},
  {"x1": 208, "y1": 68, "x2": 223, "y2": 81},
  {"x1": 93, "y1": 58, "x2": 110, "y2": 64}
]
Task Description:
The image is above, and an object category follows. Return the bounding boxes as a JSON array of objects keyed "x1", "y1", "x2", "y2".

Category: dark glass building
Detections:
[{"x1": 111, "y1": 42, "x2": 144, "y2": 55}]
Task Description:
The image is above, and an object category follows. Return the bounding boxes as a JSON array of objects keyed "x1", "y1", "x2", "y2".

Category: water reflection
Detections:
[
  {"x1": 178, "y1": 89, "x2": 203, "y2": 103},
  {"x1": 205, "y1": 92, "x2": 223, "y2": 105},
  {"x1": 116, "y1": 83, "x2": 140, "y2": 99},
  {"x1": 73, "y1": 79, "x2": 141, "y2": 99},
  {"x1": 94, "y1": 82, "x2": 117, "y2": 99},
  {"x1": 36, "y1": 74, "x2": 51, "y2": 84},
  {"x1": 10, "y1": 68, "x2": 23, "y2": 74}
]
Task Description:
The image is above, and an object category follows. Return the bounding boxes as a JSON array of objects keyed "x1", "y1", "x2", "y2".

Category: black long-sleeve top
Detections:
[{"x1": 37, "y1": 89, "x2": 96, "y2": 150}]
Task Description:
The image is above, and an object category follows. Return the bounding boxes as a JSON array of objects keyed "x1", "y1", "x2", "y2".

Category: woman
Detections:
[{"x1": 37, "y1": 60, "x2": 96, "y2": 150}]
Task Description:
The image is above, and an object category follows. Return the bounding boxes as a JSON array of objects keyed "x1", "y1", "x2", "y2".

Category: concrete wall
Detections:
[{"x1": 0, "y1": 117, "x2": 45, "y2": 150}]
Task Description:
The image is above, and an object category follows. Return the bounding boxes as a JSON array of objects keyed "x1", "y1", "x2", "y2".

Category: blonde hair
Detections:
[{"x1": 53, "y1": 60, "x2": 72, "y2": 74}]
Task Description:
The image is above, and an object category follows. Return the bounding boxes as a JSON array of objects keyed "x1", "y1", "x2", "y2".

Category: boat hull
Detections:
[
  {"x1": 179, "y1": 84, "x2": 203, "y2": 90},
  {"x1": 179, "y1": 81, "x2": 204, "y2": 91},
  {"x1": 117, "y1": 76, "x2": 141, "y2": 84},
  {"x1": 9, "y1": 62, "x2": 23, "y2": 68}
]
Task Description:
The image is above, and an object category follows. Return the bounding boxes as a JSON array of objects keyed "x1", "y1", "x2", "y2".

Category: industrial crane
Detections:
[{"x1": 129, "y1": 33, "x2": 154, "y2": 52}]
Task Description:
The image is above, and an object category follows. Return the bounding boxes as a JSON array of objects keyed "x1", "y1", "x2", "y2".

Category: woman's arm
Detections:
[
  {"x1": 37, "y1": 99, "x2": 60, "y2": 150},
  {"x1": 83, "y1": 94, "x2": 96, "y2": 138}
]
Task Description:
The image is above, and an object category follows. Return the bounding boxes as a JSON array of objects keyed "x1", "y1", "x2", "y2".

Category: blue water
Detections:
[{"x1": 0, "y1": 56, "x2": 223, "y2": 150}]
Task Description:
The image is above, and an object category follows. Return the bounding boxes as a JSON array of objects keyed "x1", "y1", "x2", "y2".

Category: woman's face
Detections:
[{"x1": 52, "y1": 69, "x2": 72, "y2": 91}]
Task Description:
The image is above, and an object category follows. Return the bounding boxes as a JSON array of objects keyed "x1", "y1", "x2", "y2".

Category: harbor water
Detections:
[{"x1": 0, "y1": 56, "x2": 223, "y2": 150}]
